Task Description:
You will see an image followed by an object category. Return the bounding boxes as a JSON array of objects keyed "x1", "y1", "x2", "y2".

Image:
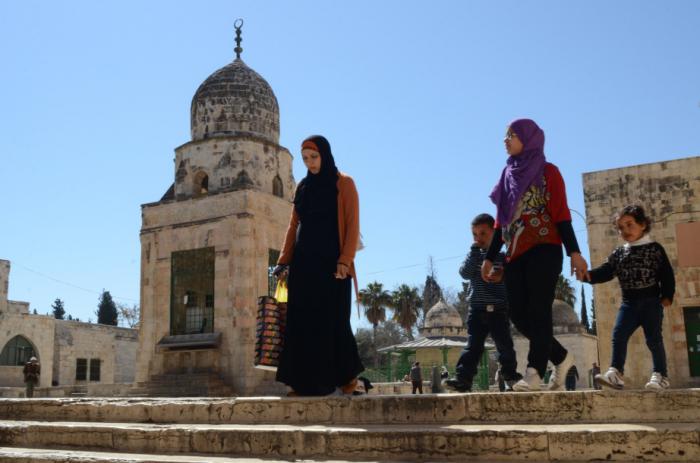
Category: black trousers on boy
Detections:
[
  {"x1": 455, "y1": 309, "x2": 518, "y2": 383},
  {"x1": 504, "y1": 244, "x2": 568, "y2": 378}
]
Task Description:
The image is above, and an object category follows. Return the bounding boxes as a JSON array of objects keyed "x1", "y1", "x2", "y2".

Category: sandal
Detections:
[{"x1": 340, "y1": 378, "x2": 358, "y2": 395}]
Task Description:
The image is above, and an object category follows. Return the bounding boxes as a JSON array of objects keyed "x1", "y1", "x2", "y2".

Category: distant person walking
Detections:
[
  {"x1": 483, "y1": 118, "x2": 588, "y2": 392},
  {"x1": 410, "y1": 362, "x2": 423, "y2": 394},
  {"x1": 565, "y1": 365, "x2": 579, "y2": 391},
  {"x1": 590, "y1": 362, "x2": 602, "y2": 389},
  {"x1": 23, "y1": 356, "x2": 40, "y2": 398}
]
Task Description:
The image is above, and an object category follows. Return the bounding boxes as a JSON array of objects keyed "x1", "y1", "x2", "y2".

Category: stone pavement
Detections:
[{"x1": 0, "y1": 389, "x2": 697, "y2": 462}]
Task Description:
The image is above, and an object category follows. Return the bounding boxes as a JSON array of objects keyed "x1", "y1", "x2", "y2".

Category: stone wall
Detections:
[
  {"x1": 7, "y1": 301, "x2": 29, "y2": 315},
  {"x1": 53, "y1": 321, "x2": 138, "y2": 386},
  {"x1": 583, "y1": 156, "x2": 700, "y2": 388},
  {"x1": 0, "y1": 260, "x2": 8, "y2": 314},
  {"x1": 0, "y1": 313, "x2": 56, "y2": 388},
  {"x1": 0, "y1": 366, "x2": 24, "y2": 387}
]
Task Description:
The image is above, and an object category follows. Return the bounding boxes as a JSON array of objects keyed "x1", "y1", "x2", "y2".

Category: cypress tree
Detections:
[
  {"x1": 580, "y1": 286, "x2": 589, "y2": 331},
  {"x1": 51, "y1": 298, "x2": 66, "y2": 320},
  {"x1": 96, "y1": 290, "x2": 118, "y2": 325}
]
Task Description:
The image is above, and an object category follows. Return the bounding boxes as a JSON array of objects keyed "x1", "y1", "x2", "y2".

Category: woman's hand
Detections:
[
  {"x1": 481, "y1": 259, "x2": 494, "y2": 282},
  {"x1": 488, "y1": 265, "x2": 504, "y2": 283},
  {"x1": 335, "y1": 263, "x2": 349, "y2": 279},
  {"x1": 570, "y1": 252, "x2": 588, "y2": 281},
  {"x1": 272, "y1": 265, "x2": 289, "y2": 281},
  {"x1": 661, "y1": 298, "x2": 672, "y2": 307}
]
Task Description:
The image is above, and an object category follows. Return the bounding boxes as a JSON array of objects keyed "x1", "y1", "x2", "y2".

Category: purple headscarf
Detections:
[{"x1": 489, "y1": 119, "x2": 547, "y2": 226}]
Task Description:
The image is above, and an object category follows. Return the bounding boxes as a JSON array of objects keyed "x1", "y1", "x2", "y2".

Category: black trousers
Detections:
[
  {"x1": 455, "y1": 310, "x2": 518, "y2": 382},
  {"x1": 505, "y1": 244, "x2": 567, "y2": 378},
  {"x1": 412, "y1": 380, "x2": 423, "y2": 394}
]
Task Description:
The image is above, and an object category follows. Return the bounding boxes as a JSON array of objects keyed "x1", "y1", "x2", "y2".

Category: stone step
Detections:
[
  {"x1": 0, "y1": 420, "x2": 696, "y2": 462},
  {"x1": 0, "y1": 447, "x2": 370, "y2": 463},
  {"x1": 1, "y1": 390, "x2": 697, "y2": 425}
]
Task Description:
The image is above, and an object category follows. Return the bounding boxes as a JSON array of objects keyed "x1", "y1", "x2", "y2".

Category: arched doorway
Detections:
[{"x1": 0, "y1": 335, "x2": 37, "y2": 366}]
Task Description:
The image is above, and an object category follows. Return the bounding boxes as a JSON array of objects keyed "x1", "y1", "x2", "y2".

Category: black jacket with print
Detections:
[{"x1": 587, "y1": 241, "x2": 675, "y2": 302}]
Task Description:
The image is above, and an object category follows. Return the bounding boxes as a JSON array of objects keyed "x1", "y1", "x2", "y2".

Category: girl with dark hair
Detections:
[
  {"x1": 586, "y1": 205, "x2": 675, "y2": 390},
  {"x1": 273, "y1": 135, "x2": 364, "y2": 396},
  {"x1": 483, "y1": 118, "x2": 588, "y2": 391}
]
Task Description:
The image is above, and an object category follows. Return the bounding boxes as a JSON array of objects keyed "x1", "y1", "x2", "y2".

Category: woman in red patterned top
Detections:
[{"x1": 482, "y1": 118, "x2": 588, "y2": 392}]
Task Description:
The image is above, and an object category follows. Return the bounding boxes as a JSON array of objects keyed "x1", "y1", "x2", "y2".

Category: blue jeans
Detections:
[
  {"x1": 455, "y1": 309, "x2": 518, "y2": 382},
  {"x1": 611, "y1": 297, "x2": 667, "y2": 377}
]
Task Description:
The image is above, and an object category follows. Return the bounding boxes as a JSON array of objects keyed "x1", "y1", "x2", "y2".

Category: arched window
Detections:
[
  {"x1": 0, "y1": 335, "x2": 36, "y2": 366},
  {"x1": 272, "y1": 175, "x2": 284, "y2": 198},
  {"x1": 193, "y1": 171, "x2": 209, "y2": 197}
]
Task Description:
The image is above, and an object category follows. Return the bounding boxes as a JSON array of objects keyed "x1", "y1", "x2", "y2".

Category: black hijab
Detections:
[{"x1": 293, "y1": 135, "x2": 339, "y2": 218}]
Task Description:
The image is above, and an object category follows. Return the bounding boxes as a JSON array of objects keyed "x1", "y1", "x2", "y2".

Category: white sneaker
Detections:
[
  {"x1": 595, "y1": 367, "x2": 624, "y2": 390},
  {"x1": 645, "y1": 372, "x2": 670, "y2": 391},
  {"x1": 548, "y1": 352, "x2": 575, "y2": 391},
  {"x1": 512, "y1": 367, "x2": 541, "y2": 392}
]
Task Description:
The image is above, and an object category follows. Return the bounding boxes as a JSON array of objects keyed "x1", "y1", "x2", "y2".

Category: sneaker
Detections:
[
  {"x1": 645, "y1": 372, "x2": 670, "y2": 391},
  {"x1": 503, "y1": 372, "x2": 523, "y2": 392},
  {"x1": 512, "y1": 367, "x2": 541, "y2": 392},
  {"x1": 444, "y1": 377, "x2": 472, "y2": 393},
  {"x1": 548, "y1": 352, "x2": 575, "y2": 391},
  {"x1": 595, "y1": 367, "x2": 624, "y2": 390}
]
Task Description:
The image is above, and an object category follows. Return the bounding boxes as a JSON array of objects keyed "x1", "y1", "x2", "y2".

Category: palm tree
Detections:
[
  {"x1": 391, "y1": 284, "x2": 422, "y2": 340},
  {"x1": 555, "y1": 275, "x2": 577, "y2": 307},
  {"x1": 359, "y1": 281, "x2": 393, "y2": 367}
]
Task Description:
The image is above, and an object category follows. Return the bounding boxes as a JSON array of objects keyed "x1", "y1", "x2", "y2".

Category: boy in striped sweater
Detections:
[{"x1": 445, "y1": 214, "x2": 520, "y2": 392}]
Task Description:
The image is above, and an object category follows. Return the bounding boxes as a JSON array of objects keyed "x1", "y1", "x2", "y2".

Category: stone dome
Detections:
[
  {"x1": 423, "y1": 300, "x2": 463, "y2": 330},
  {"x1": 552, "y1": 299, "x2": 581, "y2": 328},
  {"x1": 190, "y1": 58, "x2": 280, "y2": 143}
]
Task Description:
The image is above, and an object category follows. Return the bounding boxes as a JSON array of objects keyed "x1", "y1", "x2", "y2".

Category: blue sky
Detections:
[{"x1": 1, "y1": 1, "x2": 698, "y2": 328}]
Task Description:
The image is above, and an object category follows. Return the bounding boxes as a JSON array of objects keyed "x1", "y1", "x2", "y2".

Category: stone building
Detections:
[
  {"x1": 511, "y1": 299, "x2": 599, "y2": 389},
  {"x1": 583, "y1": 156, "x2": 700, "y2": 388},
  {"x1": 0, "y1": 259, "x2": 138, "y2": 391},
  {"x1": 134, "y1": 37, "x2": 295, "y2": 395}
]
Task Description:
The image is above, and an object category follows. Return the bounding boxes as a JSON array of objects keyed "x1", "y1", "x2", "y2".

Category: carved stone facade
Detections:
[
  {"x1": 583, "y1": 156, "x2": 700, "y2": 388},
  {"x1": 0, "y1": 260, "x2": 138, "y2": 390},
  {"x1": 135, "y1": 54, "x2": 295, "y2": 395}
]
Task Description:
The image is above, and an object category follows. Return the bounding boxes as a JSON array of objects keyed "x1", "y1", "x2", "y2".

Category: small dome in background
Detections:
[
  {"x1": 552, "y1": 299, "x2": 586, "y2": 334},
  {"x1": 420, "y1": 300, "x2": 467, "y2": 338},
  {"x1": 423, "y1": 300, "x2": 463, "y2": 330}
]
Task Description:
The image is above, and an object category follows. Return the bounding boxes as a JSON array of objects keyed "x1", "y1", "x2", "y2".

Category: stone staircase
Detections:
[
  {"x1": 0, "y1": 389, "x2": 698, "y2": 462},
  {"x1": 127, "y1": 373, "x2": 233, "y2": 397}
]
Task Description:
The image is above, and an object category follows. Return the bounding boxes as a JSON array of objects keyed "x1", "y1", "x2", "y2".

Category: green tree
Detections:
[
  {"x1": 355, "y1": 321, "x2": 408, "y2": 370},
  {"x1": 421, "y1": 257, "x2": 442, "y2": 318},
  {"x1": 359, "y1": 281, "x2": 392, "y2": 367},
  {"x1": 590, "y1": 299, "x2": 598, "y2": 335},
  {"x1": 555, "y1": 275, "x2": 576, "y2": 307},
  {"x1": 422, "y1": 275, "x2": 442, "y2": 316},
  {"x1": 51, "y1": 298, "x2": 66, "y2": 320},
  {"x1": 96, "y1": 290, "x2": 118, "y2": 326},
  {"x1": 580, "y1": 286, "x2": 590, "y2": 331},
  {"x1": 117, "y1": 302, "x2": 141, "y2": 328},
  {"x1": 455, "y1": 281, "x2": 471, "y2": 322},
  {"x1": 391, "y1": 284, "x2": 421, "y2": 340}
]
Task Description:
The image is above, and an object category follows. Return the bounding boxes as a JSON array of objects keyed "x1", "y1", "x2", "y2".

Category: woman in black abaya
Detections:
[{"x1": 274, "y1": 135, "x2": 364, "y2": 396}]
